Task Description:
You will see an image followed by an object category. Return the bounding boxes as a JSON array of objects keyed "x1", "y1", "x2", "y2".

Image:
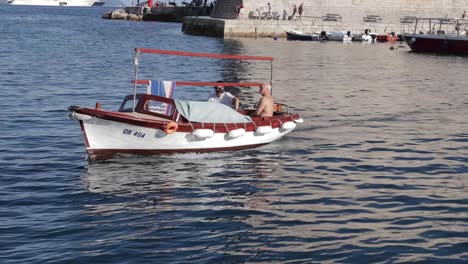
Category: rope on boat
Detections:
[{"x1": 188, "y1": 120, "x2": 194, "y2": 132}]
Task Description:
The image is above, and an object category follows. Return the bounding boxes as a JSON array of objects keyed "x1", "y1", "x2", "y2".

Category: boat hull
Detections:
[
  {"x1": 79, "y1": 116, "x2": 297, "y2": 161},
  {"x1": 403, "y1": 34, "x2": 468, "y2": 54},
  {"x1": 285, "y1": 30, "x2": 319, "y2": 41}
]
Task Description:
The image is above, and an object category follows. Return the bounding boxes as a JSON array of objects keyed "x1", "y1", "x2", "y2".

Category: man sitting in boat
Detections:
[
  {"x1": 251, "y1": 83, "x2": 274, "y2": 117},
  {"x1": 207, "y1": 82, "x2": 240, "y2": 111}
]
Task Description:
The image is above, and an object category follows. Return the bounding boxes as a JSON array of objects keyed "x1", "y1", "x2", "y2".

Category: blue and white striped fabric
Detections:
[
  {"x1": 146, "y1": 80, "x2": 176, "y2": 114},
  {"x1": 147, "y1": 80, "x2": 175, "y2": 98}
]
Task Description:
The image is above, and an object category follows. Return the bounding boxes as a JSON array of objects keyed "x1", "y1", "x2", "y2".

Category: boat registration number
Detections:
[{"x1": 122, "y1": 129, "x2": 146, "y2": 138}]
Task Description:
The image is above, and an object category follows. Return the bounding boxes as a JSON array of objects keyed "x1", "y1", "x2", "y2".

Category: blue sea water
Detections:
[{"x1": 1, "y1": 5, "x2": 468, "y2": 264}]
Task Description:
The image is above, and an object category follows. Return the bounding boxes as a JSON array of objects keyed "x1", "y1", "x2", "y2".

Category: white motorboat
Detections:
[
  {"x1": 361, "y1": 29, "x2": 377, "y2": 43},
  {"x1": 68, "y1": 48, "x2": 304, "y2": 161}
]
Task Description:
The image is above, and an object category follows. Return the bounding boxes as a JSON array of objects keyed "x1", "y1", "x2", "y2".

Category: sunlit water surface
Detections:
[{"x1": 1, "y1": 5, "x2": 467, "y2": 264}]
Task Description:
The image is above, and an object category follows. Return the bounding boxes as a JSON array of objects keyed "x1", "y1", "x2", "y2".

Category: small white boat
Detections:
[
  {"x1": 68, "y1": 48, "x2": 303, "y2": 161},
  {"x1": 361, "y1": 29, "x2": 377, "y2": 43},
  {"x1": 342, "y1": 31, "x2": 353, "y2": 42},
  {"x1": 343, "y1": 35, "x2": 353, "y2": 42},
  {"x1": 327, "y1": 31, "x2": 347, "y2": 41},
  {"x1": 7, "y1": 0, "x2": 105, "y2": 6}
]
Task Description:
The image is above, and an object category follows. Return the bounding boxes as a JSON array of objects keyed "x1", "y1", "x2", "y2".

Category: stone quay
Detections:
[{"x1": 182, "y1": 0, "x2": 468, "y2": 38}]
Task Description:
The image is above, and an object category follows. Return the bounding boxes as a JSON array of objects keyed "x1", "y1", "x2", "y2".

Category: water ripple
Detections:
[{"x1": 1, "y1": 5, "x2": 468, "y2": 264}]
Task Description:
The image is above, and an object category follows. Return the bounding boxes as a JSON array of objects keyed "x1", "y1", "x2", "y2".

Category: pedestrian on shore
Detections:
[
  {"x1": 298, "y1": 3, "x2": 303, "y2": 19},
  {"x1": 462, "y1": 10, "x2": 466, "y2": 19},
  {"x1": 292, "y1": 4, "x2": 297, "y2": 20}
]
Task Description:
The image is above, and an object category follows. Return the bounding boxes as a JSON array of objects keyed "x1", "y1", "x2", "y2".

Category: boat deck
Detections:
[{"x1": 120, "y1": 111, "x2": 172, "y2": 121}]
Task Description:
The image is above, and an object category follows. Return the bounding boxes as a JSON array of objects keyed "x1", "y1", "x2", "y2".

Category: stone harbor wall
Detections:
[{"x1": 183, "y1": 0, "x2": 468, "y2": 37}]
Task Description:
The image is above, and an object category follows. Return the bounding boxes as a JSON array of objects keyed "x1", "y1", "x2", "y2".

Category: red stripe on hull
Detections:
[
  {"x1": 77, "y1": 108, "x2": 300, "y2": 133},
  {"x1": 86, "y1": 143, "x2": 269, "y2": 161}
]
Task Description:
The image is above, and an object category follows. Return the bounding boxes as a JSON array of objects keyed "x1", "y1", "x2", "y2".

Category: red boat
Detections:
[
  {"x1": 376, "y1": 33, "x2": 399, "y2": 42},
  {"x1": 402, "y1": 18, "x2": 468, "y2": 54}
]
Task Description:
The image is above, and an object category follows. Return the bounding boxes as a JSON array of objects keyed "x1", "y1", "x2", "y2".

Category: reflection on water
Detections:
[
  {"x1": 77, "y1": 39, "x2": 468, "y2": 262},
  {"x1": 80, "y1": 133, "x2": 468, "y2": 262}
]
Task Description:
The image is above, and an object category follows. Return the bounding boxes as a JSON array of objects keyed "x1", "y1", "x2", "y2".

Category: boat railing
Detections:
[
  {"x1": 410, "y1": 17, "x2": 468, "y2": 35},
  {"x1": 132, "y1": 48, "x2": 274, "y2": 112}
]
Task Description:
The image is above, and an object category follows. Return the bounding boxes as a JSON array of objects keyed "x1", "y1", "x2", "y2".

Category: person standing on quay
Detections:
[
  {"x1": 298, "y1": 3, "x2": 303, "y2": 19},
  {"x1": 292, "y1": 4, "x2": 297, "y2": 20}
]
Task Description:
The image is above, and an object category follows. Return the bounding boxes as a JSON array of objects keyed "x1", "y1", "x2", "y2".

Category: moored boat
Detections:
[
  {"x1": 341, "y1": 31, "x2": 353, "y2": 42},
  {"x1": 285, "y1": 30, "x2": 319, "y2": 41},
  {"x1": 68, "y1": 48, "x2": 304, "y2": 161},
  {"x1": 376, "y1": 32, "x2": 399, "y2": 42},
  {"x1": 361, "y1": 29, "x2": 377, "y2": 43},
  {"x1": 402, "y1": 17, "x2": 468, "y2": 54}
]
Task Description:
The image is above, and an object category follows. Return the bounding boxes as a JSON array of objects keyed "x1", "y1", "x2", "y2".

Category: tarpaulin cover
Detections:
[{"x1": 174, "y1": 100, "x2": 252, "y2": 123}]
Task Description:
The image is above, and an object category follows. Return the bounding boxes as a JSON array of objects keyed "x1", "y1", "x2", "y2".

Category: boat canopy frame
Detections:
[
  {"x1": 132, "y1": 48, "x2": 274, "y2": 112},
  {"x1": 411, "y1": 17, "x2": 468, "y2": 35}
]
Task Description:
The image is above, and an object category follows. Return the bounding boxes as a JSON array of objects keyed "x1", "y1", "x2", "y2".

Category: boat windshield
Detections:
[
  {"x1": 120, "y1": 98, "x2": 139, "y2": 112},
  {"x1": 144, "y1": 99, "x2": 174, "y2": 116}
]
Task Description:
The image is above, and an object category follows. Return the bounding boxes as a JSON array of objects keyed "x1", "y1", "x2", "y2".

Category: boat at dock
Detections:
[
  {"x1": 376, "y1": 33, "x2": 399, "y2": 42},
  {"x1": 402, "y1": 17, "x2": 468, "y2": 54},
  {"x1": 68, "y1": 48, "x2": 303, "y2": 161},
  {"x1": 285, "y1": 30, "x2": 320, "y2": 41},
  {"x1": 7, "y1": 0, "x2": 105, "y2": 6}
]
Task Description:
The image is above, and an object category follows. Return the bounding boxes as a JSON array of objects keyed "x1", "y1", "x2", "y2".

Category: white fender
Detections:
[
  {"x1": 192, "y1": 129, "x2": 214, "y2": 139},
  {"x1": 294, "y1": 118, "x2": 304, "y2": 123},
  {"x1": 69, "y1": 112, "x2": 92, "y2": 121},
  {"x1": 227, "y1": 128, "x2": 245, "y2": 139},
  {"x1": 281, "y1": 121, "x2": 296, "y2": 131},
  {"x1": 256, "y1": 126, "x2": 272, "y2": 135}
]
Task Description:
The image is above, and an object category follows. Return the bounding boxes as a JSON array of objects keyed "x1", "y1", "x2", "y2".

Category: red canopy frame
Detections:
[
  {"x1": 135, "y1": 48, "x2": 274, "y2": 61},
  {"x1": 132, "y1": 48, "x2": 274, "y2": 111},
  {"x1": 133, "y1": 80, "x2": 264, "y2": 87}
]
